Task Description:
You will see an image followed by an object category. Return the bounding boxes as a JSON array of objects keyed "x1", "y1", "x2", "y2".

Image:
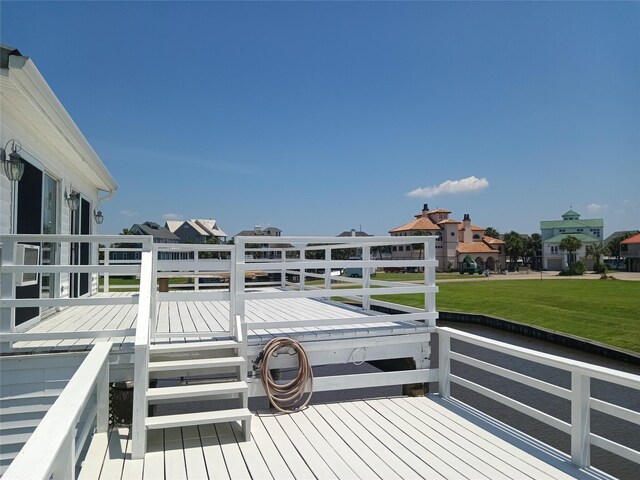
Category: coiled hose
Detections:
[{"x1": 259, "y1": 337, "x2": 313, "y2": 413}]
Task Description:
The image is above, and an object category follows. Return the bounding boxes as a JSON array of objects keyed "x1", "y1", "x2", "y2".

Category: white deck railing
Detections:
[
  {"x1": 437, "y1": 327, "x2": 640, "y2": 470},
  {"x1": 234, "y1": 235, "x2": 438, "y2": 330},
  {"x1": 3, "y1": 342, "x2": 111, "y2": 480},
  {"x1": 0, "y1": 234, "x2": 154, "y2": 351}
]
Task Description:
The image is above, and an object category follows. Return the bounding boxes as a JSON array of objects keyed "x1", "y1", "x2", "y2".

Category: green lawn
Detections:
[{"x1": 377, "y1": 280, "x2": 640, "y2": 353}]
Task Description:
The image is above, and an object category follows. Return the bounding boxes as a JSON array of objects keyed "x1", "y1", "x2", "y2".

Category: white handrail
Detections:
[
  {"x1": 437, "y1": 327, "x2": 640, "y2": 469},
  {"x1": 3, "y1": 342, "x2": 111, "y2": 480}
]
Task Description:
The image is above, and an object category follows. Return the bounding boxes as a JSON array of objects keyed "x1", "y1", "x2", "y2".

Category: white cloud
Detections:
[
  {"x1": 407, "y1": 176, "x2": 489, "y2": 199},
  {"x1": 162, "y1": 213, "x2": 183, "y2": 220},
  {"x1": 586, "y1": 203, "x2": 608, "y2": 214},
  {"x1": 120, "y1": 210, "x2": 138, "y2": 217}
]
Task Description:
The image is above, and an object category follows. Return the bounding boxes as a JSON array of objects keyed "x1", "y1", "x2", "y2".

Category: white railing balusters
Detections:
[
  {"x1": 0, "y1": 236, "x2": 16, "y2": 353},
  {"x1": 438, "y1": 327, "x2": 640, "y2": 471},
  {"x1": 3, "y1": 342, "x2": 112, "y2": 480}
]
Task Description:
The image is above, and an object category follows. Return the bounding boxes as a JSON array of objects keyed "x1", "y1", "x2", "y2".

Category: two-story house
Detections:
[
  {"x1": 166, "y1": 219, "x2": 227, "y2": 244},
  {"x1": 389, "y1": 204, "x2": 506, "y2": 271},
  {"x1": 540, "y1": 210, "x2": 604, "y2": 270}
]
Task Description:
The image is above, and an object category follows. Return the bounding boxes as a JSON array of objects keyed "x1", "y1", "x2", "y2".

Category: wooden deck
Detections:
[
  {"x1": 78, "y1": 395, "x2": 611, "y2": 480},
  {"x1": 13, "y1": 292, "x2": 428, "y2": 353}
]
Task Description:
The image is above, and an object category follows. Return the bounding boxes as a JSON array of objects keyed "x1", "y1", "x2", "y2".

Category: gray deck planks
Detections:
[
  {"x1": 248, "y1": 411, "x2": 295, "y2": 480},
  {"x1": 256, "y1": 413, "x2": 315, "y2": 479},
  {"x1": 81, "y1": 397, "x2": 608, "y2": 480},
  {"x1": 142, "y1": 429, "x2": 165, "y2": 480},
  {"x1": 199, "y1": 424, "x2": 231, "y2": 480},
  {"x1": 299, "y1": 406, "x2": 381, "y2": 479}
]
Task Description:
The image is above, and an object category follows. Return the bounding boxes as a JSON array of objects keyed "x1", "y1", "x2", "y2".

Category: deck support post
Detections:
[
  {"x1": 438, "y1": 332, "x2": 451, "y2": 398},
  {"x1": 571, "y1": 372, "x2": 591, "y2": 468},
  {"x1": 103, "y1": 248, "x2": 110, "y2": 293}
]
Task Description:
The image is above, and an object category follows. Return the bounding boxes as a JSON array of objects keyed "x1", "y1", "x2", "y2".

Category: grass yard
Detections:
[{"x1": 377, "y1": 279, "x2": 640, "y2": 353}]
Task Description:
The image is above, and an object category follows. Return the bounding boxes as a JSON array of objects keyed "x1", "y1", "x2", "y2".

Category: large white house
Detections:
[
  {"x1": 0, "y1": 45, "x2": 117, "y2": 325},
  {"x1": 540, "y1": 210, "x2": 604, "y2": 270}
]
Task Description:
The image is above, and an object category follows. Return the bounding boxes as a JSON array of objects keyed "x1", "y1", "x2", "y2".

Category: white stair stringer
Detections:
[{"x1": 143, "y1": 337, "x2": 252, "y2": 443}]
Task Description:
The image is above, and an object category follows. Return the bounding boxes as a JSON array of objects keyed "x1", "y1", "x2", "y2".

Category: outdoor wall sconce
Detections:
[
  {"x1": 0, "y1": 139, "x2": 25, "y2": 181},
  {"x1": 94, "y1": 209, "x2": 104, "y2": 224},
  {"x1": 65, "y1": 189, "x2": 80, "y2": 211}
]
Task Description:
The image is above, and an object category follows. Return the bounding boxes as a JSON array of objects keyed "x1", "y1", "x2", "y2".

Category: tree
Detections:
[
  {"x1": 607, "y1": 232, "x2": 637, "y2": 264},
  {"x1": 585, "y1": 242, "x2": 610, "y2": 271},
  {"x1": 484, "y1": 227, "x2": 500, "y2": 239},
  {"x1": 559, "y1": 235, "x2": 582, "y2": 266},
  {"x1": 521, "y1": 233, "x2": 542, "y2": 269},
  {"x1": 503, "y1": 231, "x2": 523, "y2": 270}
]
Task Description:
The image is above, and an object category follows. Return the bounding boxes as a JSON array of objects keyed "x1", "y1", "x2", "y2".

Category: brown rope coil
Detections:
[{"x1": 259, "y1": 337, "x2": 313, "y2": 413}]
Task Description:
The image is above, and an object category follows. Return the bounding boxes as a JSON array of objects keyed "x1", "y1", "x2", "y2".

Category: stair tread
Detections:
[
  {"x1": 145, "y1": 408, "x2": 252, "y2": 429},
  {"x1": 148, "y1": 356, "x2": 244, "y2": 372},
  {"x1": 146, "y1": 381, "x2": 247, "y2": 401},
  {"x1": 150, "y1": 340, "x2": 239, "y2": 354}
]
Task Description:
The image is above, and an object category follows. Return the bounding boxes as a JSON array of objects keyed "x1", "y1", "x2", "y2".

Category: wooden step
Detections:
[
  {"x1": 145, "y1": 408, "x2": 252, "y2": 430},
  {"x1": 148, "y1": 356, "x2": 244, "y2": 373},
  {"x1": 146, "y1": 381, "x2": 247, "y2": 404},
  {"x1": 150, "y1": 340, "x2": 239, "y2": 355}
]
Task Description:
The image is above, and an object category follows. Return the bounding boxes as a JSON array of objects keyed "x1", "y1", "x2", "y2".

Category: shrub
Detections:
[
  {"x1": 560, "y1": 261, "x2": 586, "y2": 276},
  {"x1": 593, "y1": 262, "x2": 607, "y2": 274}
]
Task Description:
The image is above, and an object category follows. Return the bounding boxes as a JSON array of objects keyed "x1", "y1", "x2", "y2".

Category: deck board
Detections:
[
  {"x1": 84, "y1": 396, "x2": 612, "y2": 480},
  {"x1": 12, "y1": 290, "x2": 429, "y2": 353}
]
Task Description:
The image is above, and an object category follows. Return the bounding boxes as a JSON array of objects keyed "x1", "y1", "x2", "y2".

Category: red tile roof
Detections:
[
  {"x1": 482, "y1": 235, "x2": 505, "y2": 245},
  {"x1": 621, "y1": 233, "x2": 640, "y2": 244},
  {"x1": 389, "y1": 216, "x2": 441, "y2": 233},
  {"x1": 457, "y1": 242, "x2": 499, "y2": 254},
  {"x1": 457, "y1": 224, "x2": 486, "y2": 231},
  {"x1": 437, "y1": 219, "x2": 460, "y2": 225}
]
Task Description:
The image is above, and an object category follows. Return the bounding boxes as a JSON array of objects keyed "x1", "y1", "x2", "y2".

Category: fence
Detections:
[
  {"x1": 438, "y1": 326, "x2": 640, "y2": 469},
  {"x1": 3, "y1": 342, "x2": 111, "y2": 480}
]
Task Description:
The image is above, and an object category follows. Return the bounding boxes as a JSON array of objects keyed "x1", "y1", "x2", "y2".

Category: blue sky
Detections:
[{"x1": 2, "y1": 1, "x2": 639, "y2": 238}]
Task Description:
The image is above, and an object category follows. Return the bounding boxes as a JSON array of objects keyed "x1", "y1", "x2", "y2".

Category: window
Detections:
[
  {"x1": 473, "y1": 234, "x2": 480, "y2": 240},
  {"x1": 550, "y1": 246, "x2": 559, "y2": 254},
  {"x1": 392, "y1": 246, "x2": 397, "y2": 252},
  {"x1": 559, "y1": 229, "x2": 565, "y2": 233}
]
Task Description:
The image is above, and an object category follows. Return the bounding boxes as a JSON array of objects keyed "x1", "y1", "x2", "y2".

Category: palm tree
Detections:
[
  {"x1": 585, "y1": 242, "x2": 610, "y2": 271},
  {"x1": 559, "y1": 235, "x2": 582, "y2": 267}
]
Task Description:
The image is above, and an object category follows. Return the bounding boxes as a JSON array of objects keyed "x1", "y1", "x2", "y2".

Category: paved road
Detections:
[{"x1": 437, "y1": 270, "x2": 640, "y2": 283}]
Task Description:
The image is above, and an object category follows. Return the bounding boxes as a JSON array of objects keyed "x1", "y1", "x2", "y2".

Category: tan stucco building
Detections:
[{"x1": 389, "y1": 204, "x2": 507, "y2": 271}]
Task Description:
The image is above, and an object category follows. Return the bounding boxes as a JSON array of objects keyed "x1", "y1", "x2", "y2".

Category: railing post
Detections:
[
  {"x1": 51, "y1": 430, "x2": 75, "y2": 480},
  {"x1": 438, "y1": 331, "x2": 451, "y2": 398},
  {"x1": 425, "y1": 239, "x2": 436, "y2": 327},
  {"x1": 150, "y1": 242, "x2": 158, "y2": 341},
  {"x1": 234, "y1": 239, "x2": 246, "y2": 338},
  {"x1": 103, "y1": 248, "x2": 110, "y2": 293},
  {"x1": 363, "y1": 245, "x2": 371, "y2": 311},
  {"x1": 280, "y1": 249, "x2": 286, "y2": 289},
  {"x1": 0, "y1": 237, "x2": 16, "y2": 353},
  {"x1": 299, "y1": 247, "x2": 306, "y2": 291},
  {"x1": 571, "y1": 371, "x2": 591, "y2": 468},
  {"x1": 96, "y1": 360, "x2": 109, "y2": 433},
  {"x1": 131, "y1": 344, "x2": 148, "y2": 459},
  {"x1": 324, "y1": 247, "x2": 331, "y2": 299}
]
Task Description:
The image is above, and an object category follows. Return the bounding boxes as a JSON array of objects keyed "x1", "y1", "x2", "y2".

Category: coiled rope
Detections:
[{"x1": 259, "y1": 337, "x2": 313, "y2": 413}]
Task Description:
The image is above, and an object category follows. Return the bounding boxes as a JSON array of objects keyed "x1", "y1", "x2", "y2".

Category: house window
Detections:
[
  {"x1": 392, "y1": 246, "x2": 397, "y2": 252},
  {"x1": 473, "y1": 234, "x2": 480, "y2": 240},
  {"x1": 577, "y1": 229, "x2": 583, "y2": 232},
  {"x1": 550, "y1": 246, "x2": 559, "y2": 254},
  {"x1": 559, "y1": 229, "x2": 565, "y2": 233}
]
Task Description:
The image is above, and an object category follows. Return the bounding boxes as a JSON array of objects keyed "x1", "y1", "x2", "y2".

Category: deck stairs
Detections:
[{"x1": 144, "y1": 337, "x2": 252, "y2": 440}]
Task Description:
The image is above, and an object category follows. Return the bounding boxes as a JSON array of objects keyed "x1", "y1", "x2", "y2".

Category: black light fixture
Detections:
[
  {"x1": 65, "y1": 189, "x2": 80, "y2": 211},
  {"x1": 94, "y1": 209, "x2": 104, "y2": 224},
  {"x1": 0, "y1": 139, "x2": 25, "y2": 181}
]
